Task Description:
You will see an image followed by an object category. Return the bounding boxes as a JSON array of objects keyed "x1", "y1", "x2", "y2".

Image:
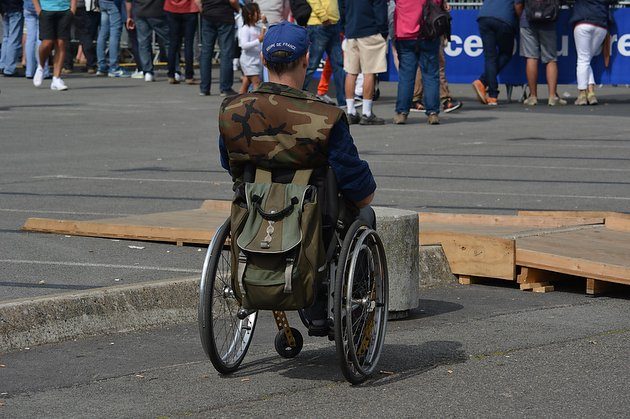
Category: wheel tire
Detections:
[
  {"x1": 198, "y1": 219, "x2": 257, "y2": 374},
  {"x1": 274, "y1": 327, "x2": 304, "y2": 359},
  {"x1": 334, "y1": 219, "x2": 388, "y2": 384}
]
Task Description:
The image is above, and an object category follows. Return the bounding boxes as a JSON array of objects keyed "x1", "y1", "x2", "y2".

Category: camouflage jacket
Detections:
[{"x1": 218, "y1": 82, "x2": 347, "y2": 181}]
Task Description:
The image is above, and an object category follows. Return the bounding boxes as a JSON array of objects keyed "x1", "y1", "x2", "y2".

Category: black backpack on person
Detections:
[
  {"x1": 524, "y1": 0, "x2": 560, "y2": 23},
  {"x1": 420, "y1": 0, "x2": 452, "y2": 41},
  {"x1": 289, "y1": 0, "x2": 312, "y2": 27}
]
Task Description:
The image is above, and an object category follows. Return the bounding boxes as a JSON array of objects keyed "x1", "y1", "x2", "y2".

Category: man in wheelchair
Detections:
[
  {"x1": 217, "y1": 22, "x2": 377, "y2": 331},
  {"x1": 207, "y1": 22, "x2": 387, "y2": 383}
]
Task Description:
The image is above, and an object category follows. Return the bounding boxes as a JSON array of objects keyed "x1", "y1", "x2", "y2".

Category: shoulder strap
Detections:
[
  {"x1": 292, "y1": 169, "x2": 313, "y2": 186},
  {"x1": 255, "y1": 167, "x2": 272, "y2": 183}
]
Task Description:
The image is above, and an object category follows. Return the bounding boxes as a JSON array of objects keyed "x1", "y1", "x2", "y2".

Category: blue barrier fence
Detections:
[{"x1": 382, "y1": 8, "x2": 630, "y2": 85}]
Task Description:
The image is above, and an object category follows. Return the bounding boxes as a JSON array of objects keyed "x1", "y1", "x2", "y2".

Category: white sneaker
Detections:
[
  {"x1": 33, "y1": 66, "x2": 44, "y2": 87},
  {"x1": 174, "y1": 72, "x2": 182, "y2": 82},
  {"x1": 144, "y1": 72, "x2": 155, "y2": 82},
  {"x1": 50, "y1": 77, "x2": 68, "y2": 91},
  {"x1": 131, "y1": 69, "x2": 144, "y2": 79}
]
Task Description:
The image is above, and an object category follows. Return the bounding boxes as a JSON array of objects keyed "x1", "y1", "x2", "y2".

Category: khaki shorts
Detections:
[{"x1": 343, "y1": 34, "x2": 388, "y2": 75}]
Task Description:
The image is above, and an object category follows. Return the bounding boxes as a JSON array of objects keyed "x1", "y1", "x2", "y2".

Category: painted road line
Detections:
[
  {"x1": 32, "y1": 175, "x2": 231, "y2": 185},
  {"x1": 0, "y1": 208, "x2": 131, "y2": 216},
  {"x1": 367, "y1": 160, "x2": 630, "y2": 172},
  {"x1": 0, "y1": 260, "x2": 202, "y2": 273},
  {"x1": 377, "y1": 188, "x2": 630, "y2": 201}
]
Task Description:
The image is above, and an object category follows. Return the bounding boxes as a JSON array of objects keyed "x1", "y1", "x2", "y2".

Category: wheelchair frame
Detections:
[{"x1": 198, "y1": 192, "x2": 388, "y2": 384}]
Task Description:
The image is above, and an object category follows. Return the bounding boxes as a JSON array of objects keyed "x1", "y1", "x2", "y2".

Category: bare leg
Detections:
[
  {"x1": 587, "y1": 83, "x2": 595, "y2": 94},
  {"x1": 53, "y1": 39, "x2": 67, "y2": 78},
  {"x1": 345, "y1": 73, "x2": 358, "y2": 103},
  {"x1": 250, "y1": 75, "x2": 261, "y2": 90},
  {"x1": 526, "y1": 58, "x2": 538, "y2": 98},
  {"x1": 362, "y1": 73, "x2": 375, "y2": 100},
  {"x1": 546, "y1": 60, "x2": 558, "y2": 98},
  {"x1": 239, "y1": 75, "x2": 251, "y2": 94},
  {"x1": 39, "y1": 40, "x2": 55, "y2": 70}
]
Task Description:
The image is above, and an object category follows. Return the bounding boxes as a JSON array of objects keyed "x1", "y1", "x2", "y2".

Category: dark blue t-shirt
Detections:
[{"x1": 478, "y1": 0, "x2": 518, "y2": 30}]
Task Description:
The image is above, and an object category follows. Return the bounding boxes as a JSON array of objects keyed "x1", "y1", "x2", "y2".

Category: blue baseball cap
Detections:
[{"x1": 262, "y1": 22, "x2": 309, "y2": 63}]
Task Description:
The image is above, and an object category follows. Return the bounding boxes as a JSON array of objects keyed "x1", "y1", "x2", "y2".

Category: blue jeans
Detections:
[
  {"x1": 478, "y1": 17, "x2": 515, "y2": 99},
  {"x1": 167, "y1": 12, "x2": 197, "y2": 79},
  {"x1": 199, "y1": 19, "x2": 235, "y2": 94},
  {"x1": 97, "y1": 0, "x2": 123, "y2": 72},
  {"x1": 303, "y1": 23, "x2": 346, "y2": 106},
  {"x1": 136, "y1": 15, "x2": 170, "y2": 74},
  {"x1": 0, "y1": 11, "x2": 24, "y2": 75},
  {"x1": 24, "y1": 10, "x2": 50, "y2": 78},
  {"x1": 395, "y1": 38, "x2": 440, "y2": 115}
]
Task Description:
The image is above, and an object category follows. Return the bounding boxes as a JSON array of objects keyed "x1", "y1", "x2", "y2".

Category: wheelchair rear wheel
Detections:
[
  {"x1": 334, "y1": 219, "x2": 389, "y2": 384},
  {"x1": 198, "y1": 219, "x2": 257, "y2": 374}
]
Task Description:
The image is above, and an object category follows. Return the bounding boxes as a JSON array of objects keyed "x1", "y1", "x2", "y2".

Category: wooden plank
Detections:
[
  {"x1": 519, "y1": 281, "x2": 550, "y2": 290},
  {"x1": 532, "y1": 286, "x2": 555, "y2": 293},
  {"x1": 458, "y1": 275, "x2": 480, "y2": 285},
  {"x1": 200, "y1": 200, "x2": 232, "y2": 212},
  {"x1": 419, "y1": 213, "x2": 603, "y2": 228},
  {"x1": 586, "y1": 278, "x2": 611, "y2": 296},
  {"x1": 516, "y1": 227, "x2": 630, "y2": 284},
  {"x1": 421, "y1": 231, "x2": 515, "y2": 280},
  {"x1": 606, "y1": 216, "x2": 630, "y2": 233},
  {"x1": 517, "y1": 210, "x2": 622, "y2": 219}
]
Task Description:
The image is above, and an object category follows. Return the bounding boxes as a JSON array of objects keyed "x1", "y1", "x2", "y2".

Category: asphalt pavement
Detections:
[
  {"x1": 1, "y1": 284, "x2": 628, "y2": 417},
  {"x1": 1, "y1": 73, "x2": 629, "y2": 302}
]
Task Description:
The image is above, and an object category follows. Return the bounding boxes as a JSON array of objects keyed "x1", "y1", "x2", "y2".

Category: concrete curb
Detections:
[{"x1": 0, "y1": 247, "x2": 457, "y2": 354}]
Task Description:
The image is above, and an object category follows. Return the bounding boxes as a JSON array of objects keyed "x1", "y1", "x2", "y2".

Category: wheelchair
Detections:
[{"x1": 198, "y1": 167, "x2": 389, "y2": 384}]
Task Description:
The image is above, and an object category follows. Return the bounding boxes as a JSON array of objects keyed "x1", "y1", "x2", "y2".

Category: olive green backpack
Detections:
[{"x1": 230, "y1": 168, "x2": 325, "y2": 310}]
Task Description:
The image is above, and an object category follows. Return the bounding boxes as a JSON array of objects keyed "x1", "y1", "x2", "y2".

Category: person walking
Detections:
[
  {"x1": 195, "y1": 0, "x2": 239, "y2": 95},
  {"x1": 472, "y1": 0, "x2": 519, "y2": 106},
  {"x1": 1, "y1": 0, "x2": 25, "y2": 76},
  {"x1": 32, "y1": 0, "x2": 76, "y2": 90},
  {"x1": 570, "y1": 0, "x2": 615, "y2": 105},
  {"x1": 237, "y1": 2, "x2": 265, "y2": 93},
  {"x1": 164, "y1": 0, "x2": 199, "y2": 84}
]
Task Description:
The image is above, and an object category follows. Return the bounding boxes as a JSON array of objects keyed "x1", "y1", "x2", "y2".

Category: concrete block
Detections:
[
  {"x1": 419, "y1": 245, "x2": 457, "y2": 288},
  {"x1": 374, "y1": 207, "x2": 420, "y2": 319}
]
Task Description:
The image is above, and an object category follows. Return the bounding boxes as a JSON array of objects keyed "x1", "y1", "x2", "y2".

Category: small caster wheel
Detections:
[{"x1": 274, "y1": 327, "x2": 303, "y2": 358}]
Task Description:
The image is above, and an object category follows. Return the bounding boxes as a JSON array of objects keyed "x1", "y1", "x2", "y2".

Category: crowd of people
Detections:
[{"x1": 0, "y1": 0, "x2": 619, "y2": 121}]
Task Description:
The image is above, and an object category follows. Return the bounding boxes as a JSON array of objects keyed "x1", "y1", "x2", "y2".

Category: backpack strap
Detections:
[
  {"x1": 255, "y1": 167, "x2": 272, "y2": 183},
  {"x1": 237, "y1": 251, "x2": 247, "y2": 295},
  {"x1": 292, "y1": 169, "x2": 313, "y2": 186},
  {"x1": 284, "y1": 255, "x2": 295, "y2": 293}
]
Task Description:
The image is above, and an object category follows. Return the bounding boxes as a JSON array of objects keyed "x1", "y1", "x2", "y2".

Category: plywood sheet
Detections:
[
  {"x1": 22, "y1": 200, "x2": 231, "y2": 245},
  {"x1": 421, "y1": 231, "x2": 515, "y2": 280},
  {"x1": 420, "y1": 212, "x2": 603, "y2": 228},
  {"x1": 516, "y1": 227, "x2": 630, "y2": 284}
]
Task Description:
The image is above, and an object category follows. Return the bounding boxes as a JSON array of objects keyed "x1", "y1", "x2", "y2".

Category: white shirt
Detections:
[{"x1": 238, "y1": 24, "x2": 263, "y2": 75}]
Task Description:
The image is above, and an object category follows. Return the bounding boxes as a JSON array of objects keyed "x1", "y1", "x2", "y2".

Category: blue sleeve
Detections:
[
  {"x1": 327, "y1": 120, "x2": 376, "y2": 203},
  {"x1": 218, "y1": 134, "x2": 231, "y2": 175}
]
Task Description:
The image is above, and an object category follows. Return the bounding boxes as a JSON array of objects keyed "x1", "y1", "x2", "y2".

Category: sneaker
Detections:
[
  {"x1": 87, "y1": 68, "x2": 97, "y2": 75},
  {"x1": 548, "y1": 96, "x2": 567, "y2": 106},
  {"x1": 199, "y1": 91, "x2": 210, "y2": 96},
  {"x1": 185, "y1": 78, "x2": 197, "y2": 85},
  {"x1": 523, "y1": 96, "x2": 538, "y2": 106},
  {"x1": 168, "y1": 77, "x2": 179, "y2": 84},
  {"x1": 442, "y1": 97, "x2": 462, "y2": 113},
  {"x1": 587, "y1": 92, "x2": 598, "y2": 105},
  {"x1": 486, "y1": 96, "x2": 498, "y2": 106},
  {"x1": 95, "y1": 70, "x2": 107, "y2": 77},
  {"x1": 131, "y1": 69, "x2": 144, "y2": 79},
  {"x1": 144, "y1": 72, "x2": 155, "y2": 82},
  {"x1": 33, "y1": 66, "x2": 44, "y2": 87},
  {"x1": 61, "y1": 68, "x2": 72, "y2": 75},
  {"x1": 393, "y1": 113, "x2": 408, "y2": 125},
  {"x1": 347, "y1": 112, "x2": 361, "y2": 125},
  {"x1": 427, "y1": 113, "x2": 440, "y2": 125},
  {"x1": 108, "y1": 68, "x2": 131, "y2": 78},
  {"x1": 359, "y1": 113, "x2": 385, "y2": 125},
  {"x1": 174, "y1": 72, "x2": 183, "y2": 82},
  {"x1": 316, "y1": 94, "x2": 336, "y2": 105},
  {"x1": 575, "y1": 92, "x2": 588, "y2": 106},
  {"x1": 409, "y1": 101, "x2": 425, "y2": 112},
  {"x1": 472, "y1": 79, "x2": 487, "y2": 104},
  {"x1": 220, "y1": 88, "x2": 238, "y2": 97},
  {"x1": 50, "y1": 78, "x2": 68, "y2": 91}
]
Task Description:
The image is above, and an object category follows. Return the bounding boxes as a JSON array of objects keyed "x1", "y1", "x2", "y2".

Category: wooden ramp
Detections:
[
  {"x1": 22, "y1": 200, "x2": 232, "y2": 246},
  {"x1": 420, "y1": 212, "x2": 630, "y2": 295}
]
